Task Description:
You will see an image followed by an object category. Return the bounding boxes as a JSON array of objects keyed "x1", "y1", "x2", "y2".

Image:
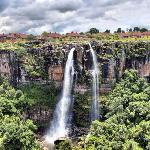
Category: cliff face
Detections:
[
  {"x1": 0, "y1": 41, "x2": 150, "y2": 90},
  {"x1": 1, "y1": 42, "x2": 150, "y2": 132},
  {"x1": 0, "y1": 51, "x2": 11, "y2": 77},
  {"x1": 0, "y1": 50, "x2": 19, "y2": 87}
]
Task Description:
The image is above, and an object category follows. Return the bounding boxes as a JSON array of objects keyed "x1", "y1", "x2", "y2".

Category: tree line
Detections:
[{"x1": 87, "y1": 27, "x2": 149, "y2": 34}]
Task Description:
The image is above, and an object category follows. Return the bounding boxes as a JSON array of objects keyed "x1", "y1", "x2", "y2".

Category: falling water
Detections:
[
  {"x1": 45, "y1": 48, "x2": 75, "y2": 144},
  {"x1": 89, "y1": 43, "x2": 100, "y2": 121},
  {"x1": 109, "y1": 57, "x2": 115, "y2": 80}
]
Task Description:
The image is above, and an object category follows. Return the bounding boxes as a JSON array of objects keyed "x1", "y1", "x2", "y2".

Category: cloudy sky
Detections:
[{"x1": 0, "y1": 0, "x2": 150, "y2": 34}]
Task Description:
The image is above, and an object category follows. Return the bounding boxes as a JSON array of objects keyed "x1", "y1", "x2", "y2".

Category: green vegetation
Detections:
[
  {"x1": 84, "y1": 70, "x2": 150, "y2": 150},
  {"x1": 74, "y1": 92, "x2": 91, "y2": 127},
  {"x1": 1, "y1": 33, "x2": 150, "y2": 55},
  {"x1": 88, "y1": 28, "x2": 100, "y2": 34},
  {"x1": 0, "y1": 42, "x2": 26, "y2": 54},
  {"x1": 22, "y1": 52, "x2": 48, "y2": 80},
  {"x1": 0, "y1": 35, "x2": 150, "y2": 149},
  {"x1": 116, "y1": 27, "x2": 124, "y2": 33},
  {"x1": 0, "y1": 81, "x2": 39, "y2": 149},
  {"x1": 132, "y1": 27, "x2": 148, "y2": 32},
  {"x1": 55, "y1": 139, "x2": 72, "y2": 150},
  {"x1": 94, "y1": 41, "x2": 150, "y2": 63},
  {"x1": 20, "y1": 82, "x2": 57, "y2": 107},
  {"x1": 27, "y1": 34, "x2": 36, "y2": 41},
  {"x1": 42, "y1": 31, "x2": 49, "y2": 37}
]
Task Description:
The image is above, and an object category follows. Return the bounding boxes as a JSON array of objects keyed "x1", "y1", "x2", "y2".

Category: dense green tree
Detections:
[
  {"x1": 55, "y1": 140, "x2": 72, "y2": 150},
  {"x1": 74, "y1": 92, "x2": 91, "y2": 127},
  {"x1": 85, "y1": 70, "x2": 150, "y2": 150},
  {"x1": 140, "y1": 28, "x2": 148, "y2": 32},
  {"x1": 129, "y1": 28, "x2": 133, "y2": 32},
  {"x1": 42, "y1": 31, "x2": 49, "y2": 37},
  {"x1": 116, "y1": 28, "x2": 122, "y2": 33},
  {"x1": 20, "y1": 83, "x2": 57, "y2": 107},
  {"x1": 0, "y1": 116, "x2": 39, "y2": 150},
  {"x1": 88, "y1": 28, "x2": 99, "y2": 34},
  {"x1": 133, "y1": 27, "x2": 140, "y2": 32},
  {"x1": 27, "y1": 34, "x2": 35, "y2": 41},
  {"x1": 79, "y1": 32, "x2": 84, "y2": 35},
  {"x1": 0, "y1": 81, "x2": 39, "y2": 149},
  {"x1": 104, "y1": 29, "x2": 110, "y2": 33}
]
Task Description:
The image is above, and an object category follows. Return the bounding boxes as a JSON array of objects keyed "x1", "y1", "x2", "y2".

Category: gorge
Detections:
[
  {"x1": 45, "y1": 42, "x2": 101, "y2": 144},
  {"x1": 0, "y1": 40, "x2": 150, "y2": 149}
]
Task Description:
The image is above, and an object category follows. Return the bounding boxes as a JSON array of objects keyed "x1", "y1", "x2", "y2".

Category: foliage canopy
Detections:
[{"x1": 85, "y1": 70, "x2": 150, "y2": 150}]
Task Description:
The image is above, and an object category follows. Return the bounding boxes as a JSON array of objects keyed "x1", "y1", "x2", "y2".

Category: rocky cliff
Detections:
[{"x1": 0, "y1": 41, "x2": 150, "y2": 91}]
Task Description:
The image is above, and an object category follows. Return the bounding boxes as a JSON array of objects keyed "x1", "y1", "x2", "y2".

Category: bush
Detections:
[
  {"x1": 20, "y1": 83, "x2": 57, "y2": 107},
  {"x1": 0, "y1": 116, "x2": 39, "y2": 150},
  {"x1": 55, "y1": 139, "x2": 72, "y2": 150},
  {"x1": 0, "y1": 81, "x2": 40, "y2": 149},
  {"x1": 85, "y1": 70, "x2": 150, "y2": 149}
]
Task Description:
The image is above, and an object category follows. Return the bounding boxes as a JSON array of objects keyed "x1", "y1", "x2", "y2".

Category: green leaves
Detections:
[
  {"x1": 0, "y1": 82, "x2": 40, "y2": 149},
  {"x1": 86, "y1": 120, "x2": 128, "y2": 150},
  {"x1": 55, "y1": 139, "x2": 72, "y2": 150},
  {"x1": 85, "y1": 70, "x2": 150, "y2": 149},
  {"x1": 0, "y1": 116, "x2": 39, "y2": 150},
  {"x1": 20, "y1": 82, "x2": 57, "y2": 107},
  {"x1": 123, "y1": 140, "x2": 143, "y2": 150},
  {"x1": 0, "y1": 97, "x2": 17, "y2": 115}
]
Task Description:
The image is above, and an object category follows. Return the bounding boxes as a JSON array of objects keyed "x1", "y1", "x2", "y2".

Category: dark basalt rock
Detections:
[{"x1": 1, "y1": 41, "x2": 150, "y2": 89}]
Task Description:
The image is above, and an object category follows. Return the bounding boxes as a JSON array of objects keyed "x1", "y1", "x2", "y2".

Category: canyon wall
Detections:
[
  {"x1": 0, "y1": 42, "x2": 150, "y2": 91},
  {"x1": 1, "y1": 42, "x2": 150, "y2": 129}
]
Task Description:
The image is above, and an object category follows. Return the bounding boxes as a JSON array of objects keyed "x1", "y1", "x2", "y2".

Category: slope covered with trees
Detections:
[
  {"x1": 84, "y1": 70, "x2": 150, "y2": 150},
  {"x1": 0, "y1": 81, "x2": 40, "y2": 150}
]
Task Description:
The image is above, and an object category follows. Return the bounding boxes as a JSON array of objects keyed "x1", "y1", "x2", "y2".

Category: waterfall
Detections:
[
  {"x1": 89, "y1": 43, "x2": 100, "y2": 121},
  {"x1": 109, "y1": 57, "x2": 115, "y2": 80},
  {"x1": 119, "y1": 49, "x2": 126, "y2": 77},
  {"x1": 45, "y1": 48, "x2": 75, "y2": 143}
]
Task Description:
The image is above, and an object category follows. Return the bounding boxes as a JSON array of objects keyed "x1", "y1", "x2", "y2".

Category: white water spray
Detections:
[
  {"x1": 45, "y1": 48, "x2": 75, "y2": 143},
  {"x1": 89, "y1": 43, "x2": 100, "y2": 121}
]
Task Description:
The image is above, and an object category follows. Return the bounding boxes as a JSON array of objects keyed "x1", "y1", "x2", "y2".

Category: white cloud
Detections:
[{"x1": 0, "y1": 0, "x2": 150, "y2": 34}]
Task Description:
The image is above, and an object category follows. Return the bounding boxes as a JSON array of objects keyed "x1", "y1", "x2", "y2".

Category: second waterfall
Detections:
[{"x1": 89, "y1": 43, "x2": 100, "y2": 121}]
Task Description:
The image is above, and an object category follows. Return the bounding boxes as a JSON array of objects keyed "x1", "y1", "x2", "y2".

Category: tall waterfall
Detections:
[
  {"x1": 89, "y1": 43, "x2": 100, "y2": 121},
  {"x1": 45, "y1": 48, "x2": 75, "y2": 143}
]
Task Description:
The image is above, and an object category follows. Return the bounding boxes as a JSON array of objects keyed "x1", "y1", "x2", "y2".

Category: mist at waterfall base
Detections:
[
  {"x1": 45, "y1": 48, "x2": 75, "y2": 144},
  {"x1": 89, "y1": 43, "x2": 100, "y2": 121}
]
